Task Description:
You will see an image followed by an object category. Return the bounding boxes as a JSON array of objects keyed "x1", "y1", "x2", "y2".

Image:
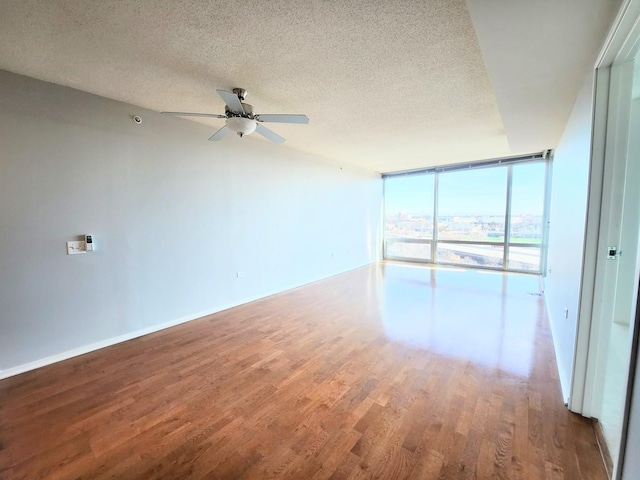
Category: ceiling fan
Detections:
[{"x1": 162, "y1": 88, "x2": 309, "y2": 144}]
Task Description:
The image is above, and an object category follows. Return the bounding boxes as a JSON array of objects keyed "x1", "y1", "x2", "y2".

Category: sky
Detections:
[{"x1": 384, "y1": 162, "x2": 546, "y2": 217}]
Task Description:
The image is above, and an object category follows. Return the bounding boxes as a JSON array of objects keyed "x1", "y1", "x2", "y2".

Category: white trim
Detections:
[
  {"x1": 571, "y1": 0, "x2": 640, "y2": 417},
  {"x1": 573, "y1": 2, "x2": 640, "y2": 476},
  {"x1": 584, "y1": 61, "x2": 635, "y2": 422},
  {"x1": 596, "y1": 0, "x2": 640, "y2": 68},
  {"x1": 0, "y1": 263, "x2": 373, "y2": 380},
  {"x1": 0, "y1": 308, "x2": 220, "y2": 379},
  {"x1": 544, "y1": 292, "x2": 572, "y2": 404},
  {"x1": 571, "y1": 67, "x2": 611, "y2": 414}
]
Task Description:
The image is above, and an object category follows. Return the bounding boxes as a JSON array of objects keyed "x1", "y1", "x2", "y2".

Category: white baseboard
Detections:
[
  {"x1": 0, "y1": 262, "x2": 373, "y2": 380},
  {"x1": 543, "y1": 289, "x2": 571, "y2": 405},
  {"x1": 0, "y1": 305, "x2": 229, "y2": 380}
]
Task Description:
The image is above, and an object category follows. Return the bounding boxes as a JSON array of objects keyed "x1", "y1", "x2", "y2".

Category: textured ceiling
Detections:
[{"x1": 0, "y1": 1, "x2": 618, "y2": 172}]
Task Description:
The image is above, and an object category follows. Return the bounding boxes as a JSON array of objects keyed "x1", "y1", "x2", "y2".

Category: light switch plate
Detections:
[{"x1": 67, "y1": 241, "x2": 86, "y2": 255}]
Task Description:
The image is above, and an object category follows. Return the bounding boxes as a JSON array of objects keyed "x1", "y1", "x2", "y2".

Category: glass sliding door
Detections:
[
  {"x1": 384, "y1": 175, "x2": 435, "y2": 262},
  {"x1": 507, "y1": 162, "x2": 546, "y2": 272},
  {"x1": 437, "y1": 166, "x2": 507, "y2": 268}
]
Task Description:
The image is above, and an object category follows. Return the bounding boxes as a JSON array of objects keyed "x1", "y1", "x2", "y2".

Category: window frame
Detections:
[{"x1": 382, "y1": 153, "x2": 550, "y2": 274}]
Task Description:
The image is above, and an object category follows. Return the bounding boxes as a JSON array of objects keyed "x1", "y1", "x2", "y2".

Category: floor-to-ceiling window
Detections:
[
  {"x1": 508, "y1": 162, "x2": 547, "y2": 272},
  {"x1": 384, "y1": 175, "x2": 435, "y2": 262},
  {"x1": 437, "y1": 166, "x2": 508, "y2": 268},
  {"x1": 383, "y1": 154, "x2": 549, "y2": 273}
]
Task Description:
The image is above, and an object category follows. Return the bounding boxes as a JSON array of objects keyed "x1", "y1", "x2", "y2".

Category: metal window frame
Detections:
[
  {"x1": 382, "y1": 151, "x2": 548, "y2": 179},
  {"x1": 503, "y1": 165, "x2": 513, "y2": 268},
  {"x1": 382, "y1": 152, "x2": 550, "y2": 274},
  {"x1": 432, "y1": 173, "x2": 439, "y2": 262}
]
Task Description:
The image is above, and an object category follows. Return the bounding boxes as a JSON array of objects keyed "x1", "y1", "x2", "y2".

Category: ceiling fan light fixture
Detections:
[{"x1": 226, "y1": 116, "x2": 256, "y2": 137}]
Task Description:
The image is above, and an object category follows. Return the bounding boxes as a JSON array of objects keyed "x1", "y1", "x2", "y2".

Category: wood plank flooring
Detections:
[{"x1": 0, "y1": 263, "x2": 607, "y2": 479}]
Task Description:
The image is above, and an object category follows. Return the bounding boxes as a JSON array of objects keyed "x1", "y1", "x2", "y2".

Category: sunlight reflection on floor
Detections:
[{"x1": 378, "y1": 263, "x2": 542, "y2": 377}]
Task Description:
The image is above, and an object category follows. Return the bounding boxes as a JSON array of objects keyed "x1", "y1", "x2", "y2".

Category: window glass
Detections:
[
  {"x1": 385, "y1": 240, "x2": 431, "y2": 261},
  {"x1": 437, "y1": 167, "x2": 507, "y2": 243},
  {"x1": 383, "y1": 160, "x2": 546, "y2": 273},
  {"x1": 508, "y1": 162, "x2": 546, "y2": 271},
  {"x1": 384, "y1": 175, "x2": 434, "y2": 240},
  {"x1": 437, "y1": 242, "x2": 504, "y2": 268}
]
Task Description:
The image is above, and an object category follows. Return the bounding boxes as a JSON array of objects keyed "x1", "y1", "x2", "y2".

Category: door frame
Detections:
[{"x1": 570, "y1": 1, "x2": 640, "y2": 478}]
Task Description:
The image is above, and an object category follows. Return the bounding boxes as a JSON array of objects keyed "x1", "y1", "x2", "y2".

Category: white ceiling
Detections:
[{"x1": 0, "y1": 0, "x2": 618, "y2": 173}]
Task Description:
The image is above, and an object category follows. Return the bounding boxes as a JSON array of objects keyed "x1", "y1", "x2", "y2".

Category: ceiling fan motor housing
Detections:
[{"x1": 225, "y1": 102, "x2": 254, "y2": 117}]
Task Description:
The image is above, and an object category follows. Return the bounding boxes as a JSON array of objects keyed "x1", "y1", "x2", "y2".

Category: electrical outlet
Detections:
[
  {"x1": 66, "y1": 241, "x2": 86, "y2": 255},
  {"x1": 237, "y1": 271, "x2": 246, "y2": 278},
  {"x1": 564, "y1": 307, "x2": 569, "y2": 319}
]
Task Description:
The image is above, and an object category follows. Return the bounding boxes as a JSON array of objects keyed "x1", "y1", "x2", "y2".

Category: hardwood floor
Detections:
[{"x1": 0, "y1": 263, "x2": 607, "y2": 479}]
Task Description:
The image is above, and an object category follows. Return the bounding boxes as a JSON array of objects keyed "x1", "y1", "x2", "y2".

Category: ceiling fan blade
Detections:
[
  {"x1": 255, "y1": 123, "x2": 285, "y2": 144},
  {"x1": 216, "y1": 89, "x2": 245, "y2": 114},
  {"x1": 208, "y1": 125, "x2": 230, "y2": 141},
  {"x1": 162, "y1": 111, "x2": 226, "y2": 118},
  {"x1": 257, "y1": 114, "x2": 309, "y2": 124}
]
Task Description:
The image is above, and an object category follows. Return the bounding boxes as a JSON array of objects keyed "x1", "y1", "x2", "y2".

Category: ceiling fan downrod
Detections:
[{"x1": 232, "y1": 88, "x2": 247, "y2": 101}]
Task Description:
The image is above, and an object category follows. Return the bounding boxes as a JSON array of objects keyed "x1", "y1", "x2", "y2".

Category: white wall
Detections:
[
  {"x1": 544, "y1": 73, "x2": 596, "y2": 402},
  {"x1": 0, "y1": 70, "x2": 382, "y2": 377}
]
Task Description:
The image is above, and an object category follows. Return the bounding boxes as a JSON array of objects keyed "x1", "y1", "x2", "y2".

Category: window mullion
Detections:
[
  {"x1": 432, "y1": 173, "x2": 439, "y2": 263},
  {"x1": 503, "y1": 165, "x2": 513, "y2": 270}
]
